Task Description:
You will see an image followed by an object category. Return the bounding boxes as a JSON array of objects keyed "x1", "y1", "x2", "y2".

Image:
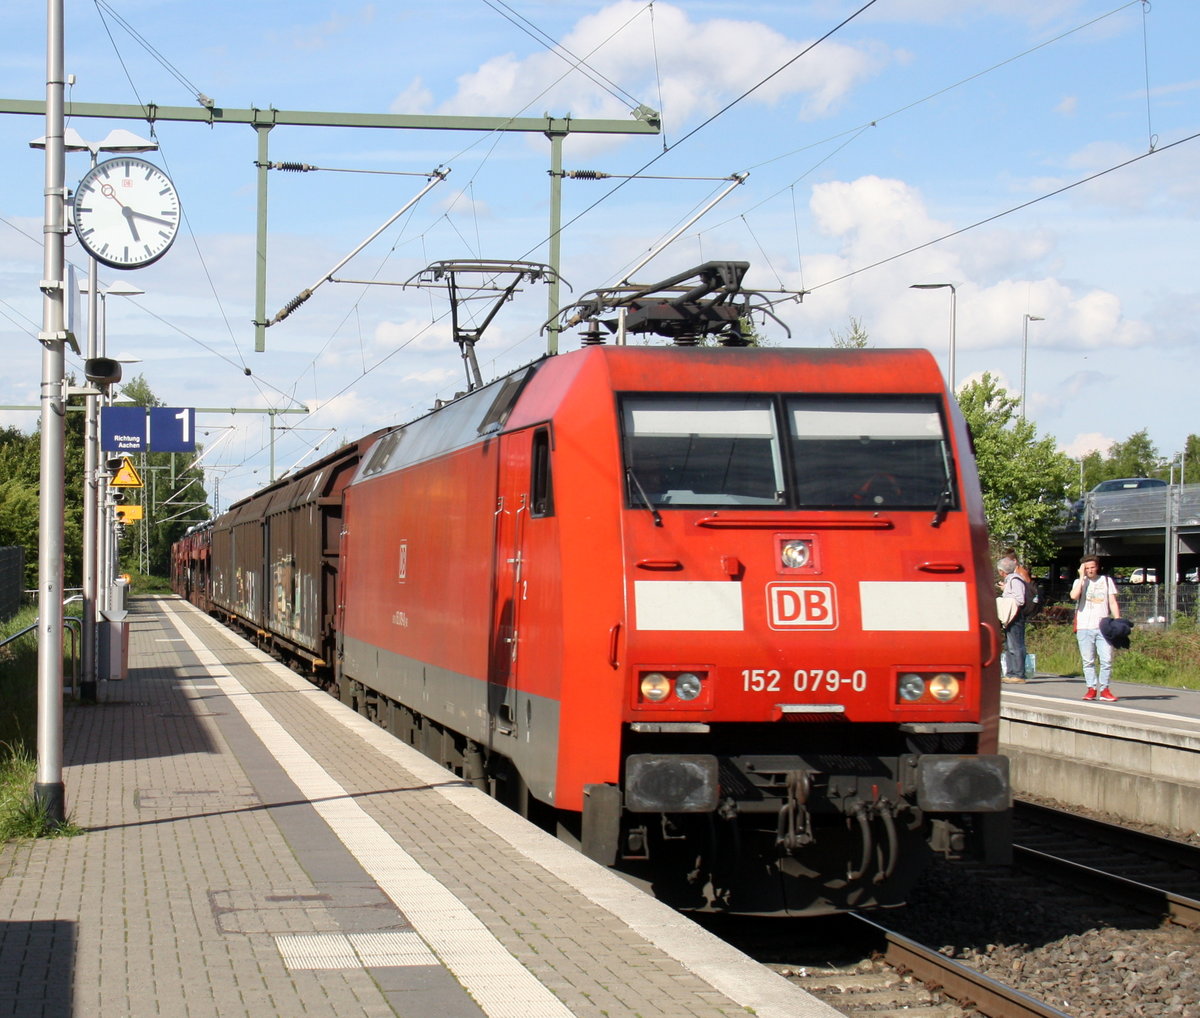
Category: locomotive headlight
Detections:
[
  {"x1": 781, "y1": 540, "x2": 811, "y2": 569},
  {"x1": 898, "y1": 673, "x2": 926, "y2": 702},
  {"x1": 929, "y1": 673, "x2": 960, "y2": 702},
  {"x1": 674, "y1": 672, "x2": 703, "y2": 701},
  {"x1": 640, "y1": 672, "x2": 671, "y2": 702}
]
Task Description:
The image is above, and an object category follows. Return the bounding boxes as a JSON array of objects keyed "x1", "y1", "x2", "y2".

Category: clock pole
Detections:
[{"x1": 35, "y1": 0, "x2": 67, "y2": 825}]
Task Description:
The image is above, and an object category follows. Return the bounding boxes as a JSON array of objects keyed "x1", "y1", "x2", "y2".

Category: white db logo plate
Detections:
[{"x1": 767, "y1": 582, "x2": 838, "y2": 630}]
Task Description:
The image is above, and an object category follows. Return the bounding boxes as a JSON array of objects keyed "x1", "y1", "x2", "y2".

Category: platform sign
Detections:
[
  {"x1": 149, "y1": 407, "x2": 196, "y2": 453},
  {"x1": 100, "y1": 406, "x2": 196, "y2": 452},
  {"x1": 100, "y1": 406, "x2": 147, "y2": 452}
]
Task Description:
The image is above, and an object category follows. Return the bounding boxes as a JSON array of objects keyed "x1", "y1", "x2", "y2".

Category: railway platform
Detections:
[
  {"x1": 1000, "y1": 668, "x2": 1200, "y2": 835},
  {"x1": 0, "y1": 595, "x2": 840, "y2": 1018}
]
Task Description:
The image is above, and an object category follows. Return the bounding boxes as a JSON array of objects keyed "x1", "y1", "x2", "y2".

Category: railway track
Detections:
[
  {"x1": 722, "y1": 800, "x2": 1200, "y2": 1017},
  {"x1": 1012, "y1": 799, "x2": 1200, "y2": 929}
]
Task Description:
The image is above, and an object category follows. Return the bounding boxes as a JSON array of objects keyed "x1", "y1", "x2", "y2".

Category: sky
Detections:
[{"x1": 1, "y1": 0, "x2": 1197, "y2": 511}]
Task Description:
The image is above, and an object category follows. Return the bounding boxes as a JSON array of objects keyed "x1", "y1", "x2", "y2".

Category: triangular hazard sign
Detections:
[{"x1": 110, "y1": 457, "x2": 144, "y2": 488}]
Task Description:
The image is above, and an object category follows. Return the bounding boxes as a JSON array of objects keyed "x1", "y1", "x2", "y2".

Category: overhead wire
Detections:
[
  {"x1": 807, "y1": 128, "x2": 1200, "y2": 294},
  {"x1": 1140, "y1": 0, "x2": 1157, "y2": 151},
  {"x1": 86, "y1": 0, "x2": 282, "y2": 412},
  {"x1": 478, "y1": 0, "x2": 645, "y2": 111},
  {"x1": 250, "y1": 2, "x2": 666, "y2": 456},
  {"x1": 92, "y1": 0, "x2": 212, "y2": 107},
  {"x1": 515, "y1": 0, "x2": 883, "y2": 268}
]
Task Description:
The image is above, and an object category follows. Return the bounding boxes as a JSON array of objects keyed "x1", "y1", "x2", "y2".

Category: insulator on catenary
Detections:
[
  {"x1": 566, "y1": 170, "x2": 611, "y2": 179},
  {"x1": 270, "y1": 289, "x2": 312, "y2": 325},
  {"x1": 271, "y1": 162, "x2": 317, "y2": 172}
]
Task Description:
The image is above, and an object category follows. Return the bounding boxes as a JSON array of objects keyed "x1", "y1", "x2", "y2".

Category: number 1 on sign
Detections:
[{"x1": 175, "y1": 408, "x2": 191, "y2": 445}]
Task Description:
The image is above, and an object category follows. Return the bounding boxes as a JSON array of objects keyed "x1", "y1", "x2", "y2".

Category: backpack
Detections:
[{"x1": 1015, "y1": 576, "x2": 1041, "y2": 619}]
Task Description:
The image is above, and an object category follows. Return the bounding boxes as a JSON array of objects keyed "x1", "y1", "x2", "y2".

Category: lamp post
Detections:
[
  {"x1": 31, "y1": 128, "x2": 156, "y2": 702},
  {"x1": 79, "y1": 287, "x2": 144, "y2": 621},
  {"x1": 1020, "y1": 314, "x2": 1044, "y2": 421},
  {"x1": 910, "y1": 283, "x2": 957, "y2": 391}
]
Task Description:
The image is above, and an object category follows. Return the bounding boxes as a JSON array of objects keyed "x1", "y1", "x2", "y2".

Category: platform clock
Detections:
[{"x1": 72, "y1": 156, "x2": 181, "y2": 269}]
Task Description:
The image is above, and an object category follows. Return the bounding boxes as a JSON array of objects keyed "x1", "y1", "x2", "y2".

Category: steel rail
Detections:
[
  {"x1": 849, "y1": 913, "x2": 1074, "y2": 1018},
  {"x1": 1014, "y1": 844, "x2": 1200, "y2": 929}
]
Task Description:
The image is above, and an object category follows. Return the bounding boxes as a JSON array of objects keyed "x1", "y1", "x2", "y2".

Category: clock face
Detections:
[{"x1": 73, "y1": 157, "x2": 181, "y2": 269}]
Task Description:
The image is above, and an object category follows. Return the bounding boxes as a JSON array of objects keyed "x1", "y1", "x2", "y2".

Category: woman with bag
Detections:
[{"x1": 1070, "y1": 555, "x2": 1121, "y2": 702}]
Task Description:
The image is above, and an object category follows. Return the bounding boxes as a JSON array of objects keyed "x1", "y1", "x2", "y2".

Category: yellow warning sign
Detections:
[
  {"x1": 115, "y1": 504, "x2": 144, "y2": 522},
  {"x1": 110, "y1": 457, "x2": 143, "y2": 488}
]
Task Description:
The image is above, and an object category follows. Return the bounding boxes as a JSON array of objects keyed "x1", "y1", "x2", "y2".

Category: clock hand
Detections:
[
  {"x1": 129, "y1": 210, "x2": 176, "y2": 228},
  {"x1": 120, "y1": 204, "x2": 141, "y2": 242},
  {"x1": 99, "y1": 183, "x2": 126, "y2": 207}
]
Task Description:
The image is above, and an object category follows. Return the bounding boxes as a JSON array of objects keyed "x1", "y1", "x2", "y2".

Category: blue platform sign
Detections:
[
  {"x1": 100, "y1": 406, "x2": 147, "y2": 452},
  {"x1": 149, "y1": 407, "x2": 196, "y2": 453},
  {"x1": 100, "y1": 406, "x2": 196, "y2": 452}
]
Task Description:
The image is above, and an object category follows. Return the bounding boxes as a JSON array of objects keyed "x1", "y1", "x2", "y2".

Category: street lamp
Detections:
[
  {"x1": 1020, "y1": 314, "x2": 1045, "y2": 421},
  {"x1": 78, "y1": 282, "x2": 144, "y2": 616},
  {"x1": 32, "y1": 128, "x2": 157, "y2": 703},
  {"x1": 910, "y1": 283, "x2": 957, "y2": 391}
]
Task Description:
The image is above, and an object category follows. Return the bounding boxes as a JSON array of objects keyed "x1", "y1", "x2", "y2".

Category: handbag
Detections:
[{"x1": 995, "y1": 595, "x2": 1018, "y2": 628}]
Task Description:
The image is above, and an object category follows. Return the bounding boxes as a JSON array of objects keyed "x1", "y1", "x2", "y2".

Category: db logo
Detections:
[{"x1": 766, "y1": 583, "x2": 838, "y2": 630}]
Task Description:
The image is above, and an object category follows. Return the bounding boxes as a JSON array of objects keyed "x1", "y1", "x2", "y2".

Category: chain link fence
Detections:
[{"x1": 1041, "y1": 580, "x2": 1199, "y2": 626}]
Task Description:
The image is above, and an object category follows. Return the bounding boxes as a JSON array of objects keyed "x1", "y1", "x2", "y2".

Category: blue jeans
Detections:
[
  {"x1": 1004, "y1": 618, "x2": 1027, "y2": 678},
  {"x1": 1076, "y1": 628, "x2": 1112, "y2": 689}
]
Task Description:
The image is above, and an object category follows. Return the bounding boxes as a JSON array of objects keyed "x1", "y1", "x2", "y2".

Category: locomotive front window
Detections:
[
  {"x1": 622, "y1": 396, "x2": 784, "y2": 507},
  {"x1": 786, "y1": 397, "x2": 953, "y2": 510}
]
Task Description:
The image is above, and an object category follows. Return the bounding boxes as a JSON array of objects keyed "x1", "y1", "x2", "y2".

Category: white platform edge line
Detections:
[
  {"x1": 162, "y1": 601, "x2": 573, "y2": 1018},
  {"x1": 167, "y1": 597, "x2": 843, "y2": 1018}
]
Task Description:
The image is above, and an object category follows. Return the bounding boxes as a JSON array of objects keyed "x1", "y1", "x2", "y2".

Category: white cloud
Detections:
[
  {"x1": 410, "y1": 2, "x2": 887, "y2": 129},
  {"x1": 390, "y1": 78, "x2": 434, "y2": 115},
  {"x1": 1059, "y1": 431, "x2": 1115, "y2": 459}
]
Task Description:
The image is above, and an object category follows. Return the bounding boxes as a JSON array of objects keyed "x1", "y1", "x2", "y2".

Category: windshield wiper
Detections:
[
  {"x1": 626, "y1": 468, "x2": 663, "y2": 527},
  {"x1": 931, "y1": 488, "x2": 952, "y2": 528}
]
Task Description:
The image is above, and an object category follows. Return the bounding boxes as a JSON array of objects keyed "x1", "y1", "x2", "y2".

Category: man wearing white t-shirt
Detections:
[{"x1": 1070, "y1": 555, "x2": 1121, "y2": 702}]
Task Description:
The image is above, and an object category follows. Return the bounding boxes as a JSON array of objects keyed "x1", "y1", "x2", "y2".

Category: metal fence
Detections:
[
  {"x1": 1070, "y1": 482, "x2": 1200, "y2": 532},
  {"x1": 1041, "y1": 581, "x2": 1200, "y2": 626},
  {"x1": 0, "y1": 546, "x2": 24, "y2": 621},
  {"x1": 1114, "y1": 583, "x2": 1200, "y2": 625}
]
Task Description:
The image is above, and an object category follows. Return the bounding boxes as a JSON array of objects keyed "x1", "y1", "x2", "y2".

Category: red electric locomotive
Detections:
[{"x1": 187, "y1": 262, "x2": 1010, "y2": 916}]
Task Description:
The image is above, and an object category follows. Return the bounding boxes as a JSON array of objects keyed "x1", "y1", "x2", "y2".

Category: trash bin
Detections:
[{"x1": 99, "y1": 608, "x2": 129, "y2": 680}]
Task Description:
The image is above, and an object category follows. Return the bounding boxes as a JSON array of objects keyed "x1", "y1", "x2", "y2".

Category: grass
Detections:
[
  {"x1": 0, "y1": 605, "x2": 84, "y2": 841},
  {"x1": 0, "y1": 742, "x2": 81, "y2": 840},
  {"x1": 125, "y1": 571, "x2": 172, "y2": 595},
  {"x1": 1027, "y1": 611, "x2": 1200, "y2": 690}
]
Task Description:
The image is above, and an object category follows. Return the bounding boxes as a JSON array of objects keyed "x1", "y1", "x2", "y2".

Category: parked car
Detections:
[
  {"x1": 1066, "y1": 477, "x2": 1168, "y2": 529},
  {"x1": 1129, "y1": 567, "x2": 1157, "y2": 584}
]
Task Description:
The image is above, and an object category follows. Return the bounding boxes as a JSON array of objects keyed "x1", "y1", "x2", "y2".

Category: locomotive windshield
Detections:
[{"x1": 621, "y1": 394, "x2": 954, "y2": 511}]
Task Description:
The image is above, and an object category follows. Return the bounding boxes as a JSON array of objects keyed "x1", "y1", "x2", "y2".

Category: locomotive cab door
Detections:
[
  {"x1": 490, "y1": 429, "x2": 535, "y2": 737},
  {"x1": 489, "y1": 425, "x2": 557, "y2": 794}
]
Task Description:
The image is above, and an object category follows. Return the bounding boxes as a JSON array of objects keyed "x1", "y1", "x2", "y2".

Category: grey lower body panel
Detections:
[{"x1": 340, "y1": 634, "x2": 561, "y2": 805}]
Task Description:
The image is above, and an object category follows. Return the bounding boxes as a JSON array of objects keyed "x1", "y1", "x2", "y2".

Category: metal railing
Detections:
[{"x1": 0, "y1": 597, "x2": 83, "y2": 695}]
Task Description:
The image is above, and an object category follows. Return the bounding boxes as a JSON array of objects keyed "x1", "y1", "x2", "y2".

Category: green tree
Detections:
[
  {"x1": 956, "y1": 372, "x2": 1074, "y2": 564},
  {"x1": 1183, "y1": 434, "x2": 1200, "y2": 482},
  {"x1": 830, "y1": 315, "x2": 870, "y2": 348},
  {"x1": 1103, "y1": 429, "x2": 1161, "y2": 480},
  {"x1": 0, "y1": 393, "x2": 86, "y2": 588}
]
